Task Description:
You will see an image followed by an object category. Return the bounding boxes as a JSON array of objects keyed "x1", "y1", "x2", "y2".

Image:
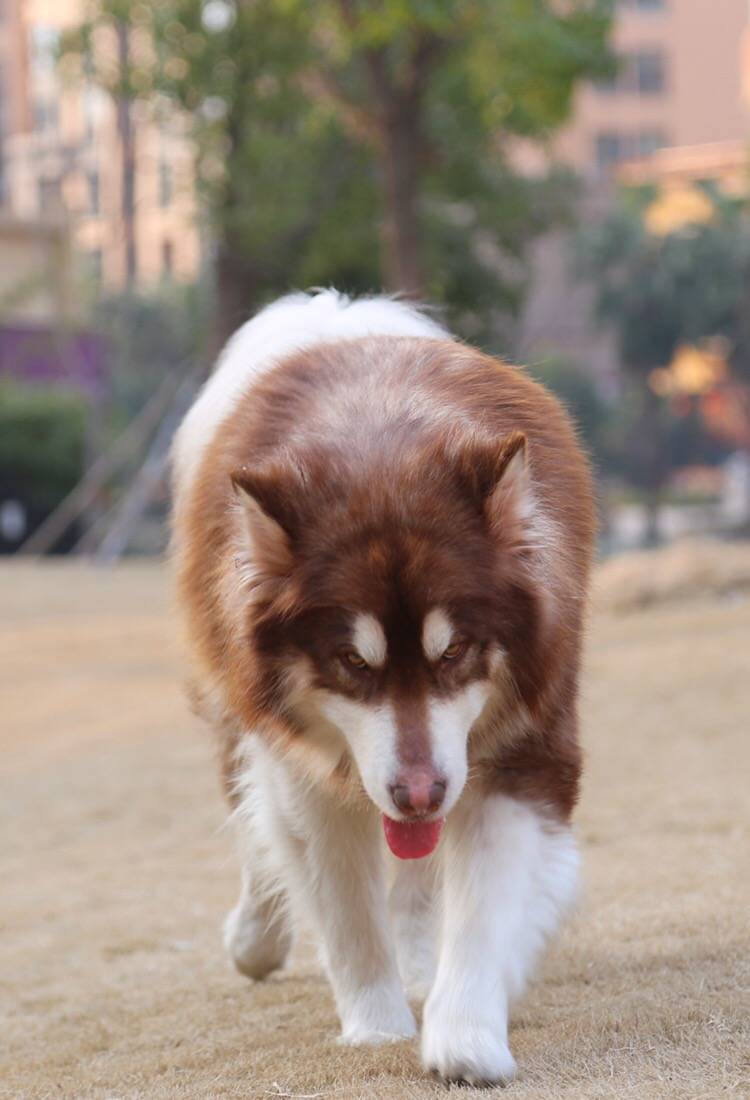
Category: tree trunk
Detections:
[
  {"x1": 213, "y1": 241, "x2": 261, "y2": 352},
  {"x1": 640, "y1": 384, "x2": 665, "y2": 547},
  {"x1": 376, "y1": 104, "x2": 425, "y2": 298},
  {"x1": 642, "y1": 487, "x2": 661, "y2": 547},
  {"x1": 210, "y1": 97, "x2": 263, "y2": 353},
  {"x1": 115, "y1": 21, "x2": 137, "y2": 287},
  {"x1": 362, "y1": 37, "x2": 434, "y2": 301}
]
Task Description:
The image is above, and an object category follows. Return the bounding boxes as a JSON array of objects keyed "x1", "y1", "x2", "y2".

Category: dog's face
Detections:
[{"x1": 230, "y1": 432, "x2": 547, "y2": 820}]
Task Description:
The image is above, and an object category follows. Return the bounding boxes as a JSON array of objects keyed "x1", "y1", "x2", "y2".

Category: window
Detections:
[
  {"x1": 635, "y1": 51, "x2": 666, "y2": 94},
  {"x1": 30, "y1": 26, "x2": 60, "y2": 74},
  {"x1": 87, "y1": 169, "x2": 100, "y2": 215},
  {"x1": 619, "y1": 0, "x2": 665, "y2": 9},
  {"x1": 159, "y1": 158, "x2": 173, "y2": 207},
  {"x1": 596, "y1": 132, "x2": 623, "y2": 172},
  {"x1": 37, "y1": 175, "x2": 61, "y2": 214},
  {"x1": 595, "y1": 130, "x2": 667, "y2": 173},
  {"x1": 162, "y1": 238, "x2": 174, "y2": 277},
  {"x1": 86, "y1": 248, "x2": 103, "y2": 283},
  {"x1": 34, "y1": 97, "x2": 58, "y2": 132},
  {"x1": 594, "y1": 48, "x2": 666, "y2": 96}
]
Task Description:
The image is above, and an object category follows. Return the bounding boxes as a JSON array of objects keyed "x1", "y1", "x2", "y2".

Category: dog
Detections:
[{"x1": 170, "y1": 290, "x2": 595, "y2": 1085}]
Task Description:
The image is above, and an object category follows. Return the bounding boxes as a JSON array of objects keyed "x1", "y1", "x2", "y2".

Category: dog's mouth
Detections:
[{"x1": 382, "y1": 814, "x2": 444, "y2": 860}]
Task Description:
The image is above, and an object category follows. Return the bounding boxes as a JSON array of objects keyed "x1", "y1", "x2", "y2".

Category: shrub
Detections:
[{"x1": 0, "y1": 380, "x2": 88, "y2": 550}]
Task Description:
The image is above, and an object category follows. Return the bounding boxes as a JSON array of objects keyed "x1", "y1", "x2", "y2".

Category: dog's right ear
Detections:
[{"x1": 230, "y1": 465, "x2": 295, "y2": 577}]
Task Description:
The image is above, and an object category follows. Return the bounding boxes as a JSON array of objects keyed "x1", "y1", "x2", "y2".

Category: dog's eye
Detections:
[
  {"x1": 342, "y1": 650, "x2": 369, "y2": 671},
  {"x1": 441, "y1": 640, "x2": 466, "y2": 661}
]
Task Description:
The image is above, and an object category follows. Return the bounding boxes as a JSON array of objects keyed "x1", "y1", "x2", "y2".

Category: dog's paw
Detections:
[
  {"x1": 338, "y1": 983, "x2": 417, "y2": 1046},
  {"x1": 421, "y1": 999, "x2": 517, "y2": 1086},
  {"x1": 223, "y1": 903, "x2": 290, "y2": 981}
]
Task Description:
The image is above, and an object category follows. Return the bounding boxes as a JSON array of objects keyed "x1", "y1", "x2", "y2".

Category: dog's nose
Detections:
[{"x1": 389, "y1": 771, "x2": 447, "y2": 817}]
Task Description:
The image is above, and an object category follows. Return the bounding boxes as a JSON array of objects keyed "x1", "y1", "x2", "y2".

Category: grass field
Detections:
[{"x1": 1, "y1": 559, "x2": 748, "y2": 1100}]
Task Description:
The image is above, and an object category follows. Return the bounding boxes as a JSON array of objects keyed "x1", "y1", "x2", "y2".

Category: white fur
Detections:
[
  {"x1": 426, "y1": 685, "x2": 491, "y2": 799},
  {"x1": 422, "y1": 608, "x2": 454, "y2": 662},
  {"x1": 352, "y1": 612, "x2": 387, "y2": 668},
  {"x1": 229, "y1": 737, "x2": 416, "y2": 1044},
  {"x1": 313, "y1": 682, "x2": 489, "y2": 819},
  {"x1": 227, "y1": 739, "x2": 578, "y2": 1082},
  {"x1": 223, "y1": 863, "x2": 291, "y2": 980},
  {"x1": 314, "y1": 696, "x2": 400, "y2": 816},
  {"x1": 172, "y1": 290, "x2": 447, "y2": 496},
  {"x1": 387, "y1": 854, "x2": 440, "y2": 999},
  {"x1": 194, "y1": 291, "x2": 578, "y2": 1081},
  {"x1": 421, "y1": 794, "x2": 579, "y2": 1084}
]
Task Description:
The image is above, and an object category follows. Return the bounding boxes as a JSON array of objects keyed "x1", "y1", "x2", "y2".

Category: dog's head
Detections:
[{"x1": 228, "y1": 431, "x2": 554, "y2": 821}]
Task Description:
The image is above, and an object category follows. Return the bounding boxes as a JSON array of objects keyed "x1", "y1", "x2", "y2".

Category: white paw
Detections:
[
  {"x1": 421, "y1": 997, "x2": 517, "y2": 1086},
  {"x1": 338, "y1": 983, "x2": 417, "y2": 1046},
  {"x1": 223, "y1": 902, "x2": 290, "y2": 981}
]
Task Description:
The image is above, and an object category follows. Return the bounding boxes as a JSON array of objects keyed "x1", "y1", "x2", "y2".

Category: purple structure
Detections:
[{"x1": 0, "y1": 323, "x2": 107, "y2": 400}]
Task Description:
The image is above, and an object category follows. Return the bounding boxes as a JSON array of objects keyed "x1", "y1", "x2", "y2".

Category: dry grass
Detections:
[
  {"x1": 594, "y1": 536, "x2": 750, "y2": 613},
  {"x1": 1, "y1": 556, "x2": 748, "y2": 1100}
]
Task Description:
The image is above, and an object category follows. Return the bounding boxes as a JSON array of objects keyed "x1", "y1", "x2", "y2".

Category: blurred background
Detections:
[
  {"x1": 1, "y1": 0, "x2": 750, "y2": 560},
  {"x1": 4, "y1": 8, "x2": 750, "y2": 1097}
]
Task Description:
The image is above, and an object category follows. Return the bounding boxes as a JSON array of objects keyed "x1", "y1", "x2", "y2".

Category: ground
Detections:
[{"x1": 1, "y1": 560, "x2": 748, "y2": 1100}]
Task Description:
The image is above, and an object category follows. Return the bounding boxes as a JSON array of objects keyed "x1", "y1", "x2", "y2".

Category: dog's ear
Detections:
[
  {"x1": 456, "y1": 431, "x2": 531, "y2": 532},
  {"x1": 230, "y1": 464, "x2": 296, "y2": 577}
]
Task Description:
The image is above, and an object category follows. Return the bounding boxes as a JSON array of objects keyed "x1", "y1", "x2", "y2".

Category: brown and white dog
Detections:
[{"x1": 170, "y1": 291, "x2": 595, "y2": 1085}]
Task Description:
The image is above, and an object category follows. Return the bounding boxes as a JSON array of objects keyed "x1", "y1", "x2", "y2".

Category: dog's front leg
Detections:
[
  {"x1": 277, "y1": 771, "x2": 416, "y2": 1046},
  {"x1": 422, "y1": 793, "x2": 579, "y2": 1085}
]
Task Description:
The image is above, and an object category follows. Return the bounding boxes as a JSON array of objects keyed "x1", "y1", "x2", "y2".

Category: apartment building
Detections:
[
  {"x1": 556, "y1": 0, "x2": 750, "y2": 180},
  {"x1": 0, "y1": 0, "x2": 202, "y2": 297},
  {"x1": 0, "y1": 0, "x2": 25, "y2": 202},
  {"x1": 518, "y1": 0, "x2": 750, "y2": 379}
]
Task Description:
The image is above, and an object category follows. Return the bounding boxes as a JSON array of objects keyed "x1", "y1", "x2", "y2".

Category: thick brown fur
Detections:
[{"x1": 172, "y1": 336, "x2": 596, "y2": 820}]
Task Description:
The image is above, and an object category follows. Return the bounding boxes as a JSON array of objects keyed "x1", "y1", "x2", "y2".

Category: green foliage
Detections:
[
  {"x1": 528, "y1": 355, "x2": 731, "y2": 494},
  {"x1": 308, "y1": 0, "x2": 615, "y2": 136},
  {"x1": 0, "y1": 381, "x2": 88, "y2": 510},
  {"x1": 291, "y1": 0, "x2": 613, "y2": 317},
  {"x1": 66, "y1": 0, "x2": 376, "y2": 306},
  {"x1": 575, "y1": 186, "x2": 750, "y2": 496},
  {"x1": 528, "y1": 356, "x2": 612, "y2": 470},
  {"x1": 576, "y1": 185, "x2": 750, "y2": 372},
  {"x1": 427, "y1": 167, "x2": 580, "y2": 343},
  {"x1": 64, "y1": 0, "x2": 613, "y2": 342}
]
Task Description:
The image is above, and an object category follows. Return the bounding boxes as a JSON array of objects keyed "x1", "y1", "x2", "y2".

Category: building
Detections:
[
  {"x1": 0, "y1": 0, "x2": 27, "y2": 202},
  {"x1": 0, "y1": 0, "x2": 202, "y2": 296},
  {"x1": 517, "y1": 0, "x2": 750, "y2": 380},
  {"x1": 556, "y1": 0, "x2": 750, "y2": 180},
  {"x1": 0, "y1": 215, "x2": 73, "y2": 322}
]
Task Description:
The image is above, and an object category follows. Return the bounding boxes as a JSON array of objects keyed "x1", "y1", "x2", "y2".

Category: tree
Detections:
[
  {"x1": 0, "y1": 381, "x2": 87, "y2": 552},
  {"x1": 528, "y1": 356, "x2": 613, "y2": 474},
  {"x1": 297, "y1": 0, "x2": 613, "y2": 296},
  {"x1": 577, "y1": 184, "x2": 750, "y2": 541},
  {"x1": 66, "y1": 0, "x2": 613, "y2": 340},
  {"x1": 65, "y1": 1, "x2": 379, "y2": 341}
]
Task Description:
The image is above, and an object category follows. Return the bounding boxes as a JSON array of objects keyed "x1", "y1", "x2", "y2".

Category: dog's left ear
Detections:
[
  {"x1": 457, "y1": 430, "x2": 532, "y2": 537},
  {"x1": 230, "y1": 464, "x2": 296, "y2": 577}
]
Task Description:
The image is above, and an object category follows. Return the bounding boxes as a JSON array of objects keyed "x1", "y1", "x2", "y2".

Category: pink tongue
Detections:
[{"x1": 382, "y1": 814, "x2": 444, "y2": 860}]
